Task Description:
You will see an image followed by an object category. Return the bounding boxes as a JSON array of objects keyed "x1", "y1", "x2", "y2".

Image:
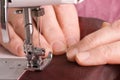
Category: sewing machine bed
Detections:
[{"x1": 19, "y1": 17, "x2": 120, "y2": 80}]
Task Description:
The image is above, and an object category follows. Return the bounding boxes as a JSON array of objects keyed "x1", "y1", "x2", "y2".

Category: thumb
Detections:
[{"x1": 75, "y1": 41, "x2": 120, "y2": 66}]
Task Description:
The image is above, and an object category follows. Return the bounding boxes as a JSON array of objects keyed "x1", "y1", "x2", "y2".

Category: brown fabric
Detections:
[
  {"x1": 79, "y1": 17, "x2": 103, "y2": 39},
  {"x1": 19, "y1": 17, "x2": 120, "y2": 80}
]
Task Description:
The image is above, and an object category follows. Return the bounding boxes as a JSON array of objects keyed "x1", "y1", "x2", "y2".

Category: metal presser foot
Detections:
[
  {"x1": 24, "y1": 43, "x2": 53, "y2": 71},
  {"x1": 18, "y1": 7, "x2": 53, "y2": 71}
]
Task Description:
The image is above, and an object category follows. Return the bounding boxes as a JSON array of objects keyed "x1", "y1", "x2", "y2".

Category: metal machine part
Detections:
[
  {"x1": 0, "y1": 0, "x2": 53, "y2": 71},
  {"x1": 0, "y1": 0, "x2": 82, "y2": 42},
  {"x1": 22, "y1": 7, "x2": 53, "y2": 71},
  {"x1": 8, "y1": 0, "x2": 82, "y2": 7},
  {"x1": 0, "y1": 0, "x2": 10, "y2": 43},
  {"x1": 0, "y1": 0, "x2": 84, "y2": 79},
  {"x1": 0, "y1": 0, "x2": 84, "y2": 72}
]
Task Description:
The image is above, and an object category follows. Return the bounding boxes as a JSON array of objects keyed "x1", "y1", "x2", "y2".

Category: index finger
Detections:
[{"x1": 54, "y1": 4, "x2": 80, "y2": 47}]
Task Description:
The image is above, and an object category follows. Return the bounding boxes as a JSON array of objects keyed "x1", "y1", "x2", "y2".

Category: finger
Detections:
[
  {"x1": 102, "y1": 22, "x2": 111, "y2": 28},
  {"x1": 67, "y1": 20, "x2": 120, "y2": 61},
  {"x1": 8, "y1": 8, "x2": 25, "y2": 39},
  {"x1": 0, "y1": 23, "x2": 24, "y2": 56},
  {"x1": 75, "y1": 41, "x2": 120, "y2": 66},
  {"x1": 33, "y1": 26, "x2": 53, "y2": 57},
  {"x1": 39, "y1": 34, "x2": 53, "y2": 57},
  {"x1": 41, "y1": 5, "x2": 67, "y2": 55},
  {"x1": 8, "y1": 8, "x2": 39, "y2": 42},
  {"x1": 54, "y1": 4, "x2": 80, "y2": 47},
  {"x1": 8, "y1": 8, "x2": 52, "y2": 56}
]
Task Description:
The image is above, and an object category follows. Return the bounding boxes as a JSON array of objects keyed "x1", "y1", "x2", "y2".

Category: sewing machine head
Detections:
[{"x1": 0, "y1": 0, "x2": 82, "y2": 71}]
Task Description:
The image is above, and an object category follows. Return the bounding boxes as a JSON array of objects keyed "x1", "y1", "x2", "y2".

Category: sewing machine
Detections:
[{"x1": 0, "y1": 0, "x2": 82, "y2": 80}]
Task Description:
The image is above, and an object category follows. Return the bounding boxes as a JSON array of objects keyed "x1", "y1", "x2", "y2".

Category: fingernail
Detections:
[
  {"x1": 44, "y1": 48, "x2": 53, "y2": 57},
  {"x1": 52, "y1": 41, "x2": 66, "y2": 54},
  {"x1": 76, "y1": 52, "x2": 90, "y2": 61},
  {"x1": 67, "y1": 38, "x2": 77, "y2": 47},
  {"x1": 67, "y1": 48, "x2": 78, "y2": 61},
  {"x1": 102, "y1": 22, "x2": 110, "y2": 28},
  {"x1": 18, "y1": 46, "x2": 25, "y2": 57}
]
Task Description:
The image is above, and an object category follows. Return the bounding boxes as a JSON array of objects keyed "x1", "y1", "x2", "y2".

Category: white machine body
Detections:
[
  {"x1": 0, "y1": 0, "x2": 84, "y2": 80},
  {"x1": 9, "y1": 0, "x2": 81, "y2": 7},
  {"x1": 0, "y1": 46, "x2": 26, "y2": 80}
]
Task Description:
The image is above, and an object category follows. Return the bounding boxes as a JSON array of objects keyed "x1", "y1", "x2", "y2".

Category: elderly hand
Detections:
[
  {"x1": 0, "y1": 4, "x2": 80, "y2": 56},
  {"x1": 67, "y1": 20, "x2": 120, "y2": 66}
]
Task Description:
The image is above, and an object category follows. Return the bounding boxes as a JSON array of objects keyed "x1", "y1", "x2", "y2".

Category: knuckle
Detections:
[
  {"x1": 112, "y1": 20, "x2": 120, "y2": 30},
  {"x1": 66, "y1": 53, "x2": 74, "y2": 62},
  {"x1": 83, "y1": 35, "x2": 96, "y2": 47},
  {"x1": 99, "y1": 45, "x2": 112, "y2": 62}
]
